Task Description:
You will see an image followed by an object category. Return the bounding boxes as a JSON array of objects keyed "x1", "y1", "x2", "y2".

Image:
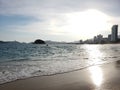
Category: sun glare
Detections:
[
  {"x1": 85, "y1": 45, "x2": 104, "y2": 86},
  {"x1": 62, "y1": 9, "x2": 111, "y2": 39},
  {"x1": 89, "y1": 66, "x2": 103, "y2": 87}
]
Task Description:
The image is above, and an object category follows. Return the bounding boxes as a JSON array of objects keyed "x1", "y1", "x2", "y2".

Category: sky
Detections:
[{"x1": 0, "y1": 0, "x2": 120, "y2": 42}]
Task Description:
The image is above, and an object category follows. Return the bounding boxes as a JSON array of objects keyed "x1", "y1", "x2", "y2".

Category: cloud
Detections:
[
  {"x1": 0, "y1": 15, "x2": 39, "y2": 27},
  {"x1": 0, "y1": 0, "x2": 120, "y2": 17},
  {"x1": 6, "y1": 13, "x2": 67, "y2": 34},
  {"x1": 0, "y1": 0, "x2": 120, "y2": 42}
]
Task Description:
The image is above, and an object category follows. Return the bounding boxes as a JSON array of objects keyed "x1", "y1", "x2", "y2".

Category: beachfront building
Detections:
[
  {"x1": 108, "y1": 34, "x2": 111, "y2": 42},
  {"x1": 93, "y1": 34, "x2": 103, "y2": 44},
  {"x1": 111, "y1": 25, "x2": 118, "y2": 42}
]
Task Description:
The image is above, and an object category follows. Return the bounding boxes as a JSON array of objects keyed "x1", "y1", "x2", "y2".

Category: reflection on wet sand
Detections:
[
  {"x1": 85, "y1": 45, "x2": 104, "y2": 87},
  {"x1": 89, "y1": 66, "x2": 103, "y2": 87}
]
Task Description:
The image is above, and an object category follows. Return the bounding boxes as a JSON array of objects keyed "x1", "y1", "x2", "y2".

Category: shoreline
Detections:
[
  {"x1": 0, "y1": 61, "x2": 113, "y2": 85},
  {"x1": 1, "y1": 61, "x2": 120, "y2": 90}
]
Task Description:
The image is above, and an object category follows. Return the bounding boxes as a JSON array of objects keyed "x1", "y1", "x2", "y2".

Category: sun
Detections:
[{"x1": 61, "y1": 9, "x2": 111, "y2": 40}]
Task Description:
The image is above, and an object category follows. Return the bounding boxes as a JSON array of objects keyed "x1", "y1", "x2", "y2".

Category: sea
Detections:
[{"x1": 0, "y1": 43, "x2": 120, "y2": 84}]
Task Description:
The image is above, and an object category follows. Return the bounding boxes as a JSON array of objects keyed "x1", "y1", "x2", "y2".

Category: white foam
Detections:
[{"x1": 0, "y1": 44, "x2": 120, "y2": 84}]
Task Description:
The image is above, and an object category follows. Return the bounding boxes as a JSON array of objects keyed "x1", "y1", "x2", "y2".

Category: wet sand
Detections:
[{"x1": 1, "y1": 61, "x2": 120, "y2": 90}]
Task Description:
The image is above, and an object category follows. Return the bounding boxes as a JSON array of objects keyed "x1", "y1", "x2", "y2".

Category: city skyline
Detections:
[
  {"x1": 83, "y1": 25, "x2": 119, "y2": 44},
  {"x1": 0, "y1": 0, "x2": 120, "y2": 42}
]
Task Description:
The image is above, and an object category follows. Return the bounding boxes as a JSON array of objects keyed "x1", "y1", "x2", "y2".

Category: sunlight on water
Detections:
[
  {"x1": 85, "y1": 45, "x2": 104, "y2": 64},
  {"x1": 0, "y1": 44, "x2": 120, "y2": 84},
  {"x1": 85, "y1": 45, "x2": 104, "y2": 86},
  {"x1": 89, "y1": 66, "x2": 103, "y2": 86}
]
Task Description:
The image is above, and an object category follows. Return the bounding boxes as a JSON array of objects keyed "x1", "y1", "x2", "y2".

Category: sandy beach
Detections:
[{"x1": 0, "y1": 61, "x2": 120, "y2": 90}]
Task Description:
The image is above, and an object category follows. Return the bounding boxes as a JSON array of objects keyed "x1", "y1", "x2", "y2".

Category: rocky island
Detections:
[{"x1": 33, "y1": 39, "x2": 46, "y2": 44}]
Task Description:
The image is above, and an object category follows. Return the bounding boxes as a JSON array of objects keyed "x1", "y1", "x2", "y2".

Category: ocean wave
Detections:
[{"x1": 0, "y1": 44, "x2": 120, "y2": 84}]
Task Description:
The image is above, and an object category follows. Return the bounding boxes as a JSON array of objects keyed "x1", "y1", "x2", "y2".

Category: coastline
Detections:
[{"x1": 1, "y1": 61, "x2": 120, "y2": 90}]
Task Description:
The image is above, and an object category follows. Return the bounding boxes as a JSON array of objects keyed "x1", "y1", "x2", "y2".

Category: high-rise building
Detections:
[
  {"x1": 108, "y1": 34, "x2": 111, "y2": 41},
  {"x1": 111, "y1": 25, "x2": 118, "y2": 42},
  {"x1": 93, "y1": 34, "x2": 103, "y2": 44}
]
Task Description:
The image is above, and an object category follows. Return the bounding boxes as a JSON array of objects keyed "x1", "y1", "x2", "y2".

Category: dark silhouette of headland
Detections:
[{"x1": 33, "y1": 39, "x2": 46, "y2": 44}]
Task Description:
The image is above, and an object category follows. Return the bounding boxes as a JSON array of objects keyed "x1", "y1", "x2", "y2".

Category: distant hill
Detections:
[
  {"x1": 0, "y1": 41, "x2": 21, "y2": 44},
  {"x1": 0, "y1": 41, "x2": 6, "y2": 43},
  {"x1": 45, "y1": 40, "x2": 67, "y2": 44}
]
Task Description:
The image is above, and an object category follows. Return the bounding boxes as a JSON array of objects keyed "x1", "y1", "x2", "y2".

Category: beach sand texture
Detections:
[{"x1": 0, "y1": 61, "x2": 120, "y2": 90}]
